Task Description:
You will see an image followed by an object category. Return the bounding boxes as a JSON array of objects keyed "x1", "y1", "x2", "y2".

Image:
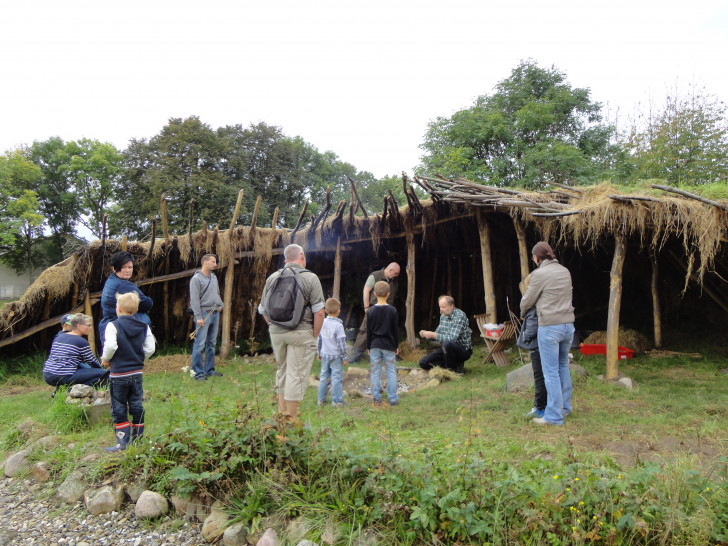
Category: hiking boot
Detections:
[
  {"x1": 208, "y1": 371, "x2": 223, "y2": 377},
  {"x1": 195, "y1": 375, "x2": 208, "y2": 381},
  {"x1": 317, "y1": 400, "x2": 327, "y2": 406},
  {"x1": 533, "y1": 417, "x2": 562, "y2": 426},
  {"x1": 331, "y1": 401, "x2": 347, "y2": 408}
]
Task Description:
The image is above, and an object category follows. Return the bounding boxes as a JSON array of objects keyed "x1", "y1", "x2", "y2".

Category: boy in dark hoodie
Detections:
[{"x1": 101, "y1": 292, "x2": 156, "y2": 452}]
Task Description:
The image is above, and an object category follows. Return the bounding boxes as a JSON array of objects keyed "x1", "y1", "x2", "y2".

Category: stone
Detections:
[
  {"x1": 16, "y1": 419, "x2": 41, "y2": 435},
  {"x1": 222, "y1": 522, "x2": 248, "y2": 546},
  {"x1": 308, "y1": 376, "x2": 320, "y2": 388},
  {"x1": 0, "y1": 529, "x2": 19, "y2": 545},
  {"x1": 256, "y1": 528, "x2": 280, "y2": 546},
  {"x1": 285, "y1": 516, "x2": 310, "y2": 542},
  {"x1": 321, "y1": 524, "x2": 339, "y2": 545},
  {"x1": 69, "y1": 384, "x2": 94, "y2": 398},
  {"x1": 505, "y1": 364, "x2": 534, "y2": 392},
  {"x1": 4, "y1": 449, "x2": 29, "y2": 478},
  {"x1": 33, "y1": 435, "x2": 60, "y2": 450},
  {"x1": 201, "y1": 506, "x2": 229, "y2": 543},
  {"x1": 81, "y1": 453, "x2": 101, "y2": 463},
  {"x1": 617, "y1": 377, "x2": 637, "y2": 389},
  {"x1": 134, "y1": 491, "x2": 168, "y2": 519},
  {"x1": 56, "y1": 470, "x2": 88, "y2": 504},
  {"x1": 33, "y1": 462, "x2": 51, "y2": 482},
  {"x1": 297, "y1": 541, "x2": 319, "y2": 546},
  {"x1": 84, "y1": 484, "x2": 124, "y2": 515},
  {"x1": 346, "y1": 366, "x2": 369, "y2": 376},
  {"x1": 126, "y1": 480, "x2": 147, "y2": 503},
  {"x1": 569, "y1": 363, "x2": 588, "y2": 379}
]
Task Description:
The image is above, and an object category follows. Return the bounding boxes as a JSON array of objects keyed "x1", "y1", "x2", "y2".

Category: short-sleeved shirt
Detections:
[{"x1": 259, "y1": 263, "x2": 325, "y2": 335}]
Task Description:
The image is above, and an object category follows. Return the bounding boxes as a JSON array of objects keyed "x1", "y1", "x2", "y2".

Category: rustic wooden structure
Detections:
[{"x1": 2, "y1": 177, "x2": 728, "y2": 383}]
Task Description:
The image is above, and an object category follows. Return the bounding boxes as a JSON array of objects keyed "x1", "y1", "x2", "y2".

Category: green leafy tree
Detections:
[
  {"x1": 0, "y1": 151, "x2": 46, "y2": 277},
  {"x1": 419, "y1": 60, "x2": 618, "y2": 187},
  {"x1": 114, "y1": 116, "x2": 236, "y2": 238},
  {"x1": 621, "y1": 85, "x2": 728, "y2": 185},
  {"x1": 62, "y1": 138, "x2": 123, "y2": 238}
]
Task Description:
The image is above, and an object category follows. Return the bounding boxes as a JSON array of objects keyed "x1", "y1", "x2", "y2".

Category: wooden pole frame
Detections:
[
  {"x1": 513, "y1": 217, "x2": 530, "y2": 285},
  {"x1": 477, "y1": 210, "x2": 497, "y2": 323},
  {"x1": 405, "y1": 231, "x2": 416, "y2": 348},
  {"x1": 333, "y1": 236, "x2": 342, "y2": 300},
  {"x1": 651, "y1": 253, "x2": 662, "y2": 349},
  {"x1": 220, "y1": 189, "x2": 244, "y2": 358},
  {"x1": 606, "y1": 232, "x2": 626, "y2": 380}
]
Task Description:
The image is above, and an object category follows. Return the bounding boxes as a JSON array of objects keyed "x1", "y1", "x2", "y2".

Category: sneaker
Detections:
[
  {"x1": 533, "y1": 417, "x2": 562, "y2": 426},
  {"x1": 331, "y1": 401, "x2": 347, "y2": 408},
  {"x1": 317, "y1": 400, "x2": 327, "y2": 406},
  {"x1": 208, "y1": 371, "x2": 223, "y2": 377},
  {"x1": 386, "y1": 400, "x2": 399, "y2": 407},
  {"x1": 524, "y1": 408, "x2": 545, "y2": 419},
  {"x1": 195, "y1": 375, "x2": 208, "y2": 381},
  {"x1": 371, "y1": 399, "x2": 382, "y2": 407},
  {"x1": 562, "y1": 409, "x2": 571, "y2": 418}
]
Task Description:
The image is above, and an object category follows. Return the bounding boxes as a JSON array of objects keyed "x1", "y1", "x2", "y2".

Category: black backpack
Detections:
[{"x1": 263, "y1": 267, "x2": 308, "y2": 329}]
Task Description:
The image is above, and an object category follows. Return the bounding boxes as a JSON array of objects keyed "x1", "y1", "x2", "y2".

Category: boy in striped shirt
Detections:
[{"x1": 101, "y1": 292, "x2": 156, "y2": 452}]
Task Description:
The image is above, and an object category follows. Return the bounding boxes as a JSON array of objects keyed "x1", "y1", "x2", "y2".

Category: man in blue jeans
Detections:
[{"x1": 189, "y1": 254, "x2": 225, "y2": 381}]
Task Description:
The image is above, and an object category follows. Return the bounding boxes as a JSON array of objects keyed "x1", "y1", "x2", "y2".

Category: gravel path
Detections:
[{"x1": 0, "y1": 476, "x2": 207, "y2": 546}]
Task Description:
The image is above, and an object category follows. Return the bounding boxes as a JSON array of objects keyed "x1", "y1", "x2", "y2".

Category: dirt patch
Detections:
[{"x1": 143, "y1": 354, "x2": 191, "y2": 374}]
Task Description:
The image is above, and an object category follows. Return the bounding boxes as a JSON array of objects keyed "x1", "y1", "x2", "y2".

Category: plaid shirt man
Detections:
[{"x1": 435, "y1": 308, "x2": 472, "y2": 351}]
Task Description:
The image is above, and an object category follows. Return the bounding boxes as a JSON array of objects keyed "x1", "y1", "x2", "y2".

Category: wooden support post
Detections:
[
  {"x1": 606, "y1": 233, "x2": 627, "y2": 380},
  {"x1": 405, "y1": 231, "x2": 416, "y2": 348},
  {"x1": 120, "y1": 235, "x2": 127, "y2": 252},
  {"x1": 160, "y1": 193, "x2": 169, "y2": 241},
  {"x1": 84, "y1": 290, "x2": 97, "y2": 356},
  {"x1": 333, "y1": 236, "x2": 342, "y2": 300},
  {"x1": 651, "y1": 254, "x2": 662, "y2": 349},
  {"x1": 513, "y1": 218, "x2": 530, "y2": 284},
  {"x1": 477, "y1": 211, "x2": 497, "y2": 323},
  {"x1": 220, "y1": 189, "x2": 244, "y2": 359}
]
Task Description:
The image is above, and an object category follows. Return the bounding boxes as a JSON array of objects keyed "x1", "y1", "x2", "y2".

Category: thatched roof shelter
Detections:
[{"x1": 2, "y1": 176, "x2": 727, "y2": 378}]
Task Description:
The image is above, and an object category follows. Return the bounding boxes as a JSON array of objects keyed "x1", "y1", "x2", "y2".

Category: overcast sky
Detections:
[{"x1": 2, "y1": 0, "x2": 727, "y2": 178}]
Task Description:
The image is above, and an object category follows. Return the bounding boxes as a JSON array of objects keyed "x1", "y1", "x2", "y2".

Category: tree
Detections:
[
  {"x1": 62, "y1": 138, "x2": 123, "y2": 238},
  {"x1": 419, "y1": 60, "x2": 618, "y2": 187},
  {"x1": 0, "y1": 151, "x2": 46, "y2": 278},
  {"x1": 621, "y1": 85, "x2": 728, "y2": 185},
  {"x1": 114, "y1": 117, "x2": 236, "y2": 238}
]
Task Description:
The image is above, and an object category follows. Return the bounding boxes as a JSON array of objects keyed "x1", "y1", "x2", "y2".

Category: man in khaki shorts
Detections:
[{"x1": 259, "y1": 244, "x2": 325, "y2": 421}]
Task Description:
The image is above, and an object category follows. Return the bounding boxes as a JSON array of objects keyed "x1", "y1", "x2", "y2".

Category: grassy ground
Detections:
[{"x1": 1, "y1": 342, "x2": 727, "y2": 544}]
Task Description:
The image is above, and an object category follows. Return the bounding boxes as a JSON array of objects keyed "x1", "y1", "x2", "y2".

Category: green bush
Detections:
[{"x1": 120, "y1": 398, "x2": 727, "y2": 545}]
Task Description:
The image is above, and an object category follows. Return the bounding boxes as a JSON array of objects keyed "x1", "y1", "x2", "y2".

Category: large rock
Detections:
[
  {"x1": 170, "y1": 492, "x2": 210, "y2": 521},
  {"x1": 256, "y1": 528, "x2": 280, "y2": 546},
  {"x1": 33, "y1": 462, "x2": 51, "y2": 482},
  {"x1": 126, "y1": 480, "x2": 147, "y2": 503},
  {"x1": 223, "y1": 522, "x2": 248, "y2": 546},
  {"x1": 33, "y1": 435, "x2": 61, "y2": 450},
  {"x1": 617, "y1": 377, "x2": 637, "y2": 389},
  {"x1": 69, "y1": 384, "x2": 95, "y2": 398},
  {"x1": 296, "y1": 541, "x2": 319, "y2": 546},
  {"x1": 346, "y1": 366, "x2": 369, "y2": 376},
  {"x1": 201, "y1": 504, "x2": 229, "y2": 543},
  {"x1": 56, "y1": 470, "x2": 88, "y2": 503},
  {"x1": 3, "y1": 449, "x2": 29, "y2": 478},
  {"x1": 285, "y1": 517, "x2": 310, "y2": 542},
  {"x1": 505, "y1": 364, "x2": 534, "y2": 392},
  {"x1": 84, "y1": 484, "x2": 124, "y2": 515},
  {"x1": 134, "y1": 490, "x2": 168, "y2": 519}
]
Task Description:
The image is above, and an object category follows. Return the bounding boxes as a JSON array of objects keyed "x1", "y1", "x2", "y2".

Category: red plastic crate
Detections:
[{"x1": 579, "y1": 343, "x2": 634, "y2": 359}]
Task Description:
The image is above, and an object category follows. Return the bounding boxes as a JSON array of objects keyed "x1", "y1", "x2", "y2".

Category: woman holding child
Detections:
[
  {"x1": 519, "y1": 242, "x2": 575, "y2": 426},
  {"x1": 99, "y1": 251, "x2": 153, "y2": 343}
]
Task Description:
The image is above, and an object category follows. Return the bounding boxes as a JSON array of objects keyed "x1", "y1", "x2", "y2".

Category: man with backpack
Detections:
[{"x1": 259, "y1": 244, "x2": 325, "y2": 422}]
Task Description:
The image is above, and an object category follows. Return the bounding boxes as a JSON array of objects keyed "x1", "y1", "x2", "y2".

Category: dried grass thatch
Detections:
[{"x1": 582, "y1": 328, "x2": 651, "y2": 354}]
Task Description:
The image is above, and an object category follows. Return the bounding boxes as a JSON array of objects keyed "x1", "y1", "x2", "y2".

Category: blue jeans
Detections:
[
  {"x1": 191, "y1": 311, "x2": 220, "y2": 378},
  {"x1": 110, "y1": 375, "x2": 145, "y2": 426},
  {"x1": 318, "y1": 357, "x2": 344, "y2": 404},
  {"x1": 537, "y1": 323, "x2": 574, "y2": 425},
  {"x1": 369, "y1": 348, "x2": 398, "y2": 404},
  {"x1": 43, "y1": 367, "x2": 109, "y2": 388}
]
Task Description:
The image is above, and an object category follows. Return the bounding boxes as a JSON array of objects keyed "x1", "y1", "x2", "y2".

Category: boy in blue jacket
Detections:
[
  {"x1": 317, "y1": 298, "x2": 348, "y2": 407},
  {"x1": 101, "y1": 292, "x2": 156, "y2": 452},
  {"x1": 517, "y1": 274, "x2": 546, "y2": 418}
]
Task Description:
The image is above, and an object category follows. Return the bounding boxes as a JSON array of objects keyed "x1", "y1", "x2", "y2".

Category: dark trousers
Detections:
[
  {"x1": 44, "y1": 367, "x2": 109, "y2": 388},
  {"x1": 419, "y1": 341, "x2": 472, "y2": 373},
  {"x1": 348, "y1": 315, "x2": 368, "y2": 362},
  {"x1": 110, "y1": 375, "x2": 145, "y2": 426},
  {"x1": 530, "y1": 349, "x2": 547, "y2": 411}
]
